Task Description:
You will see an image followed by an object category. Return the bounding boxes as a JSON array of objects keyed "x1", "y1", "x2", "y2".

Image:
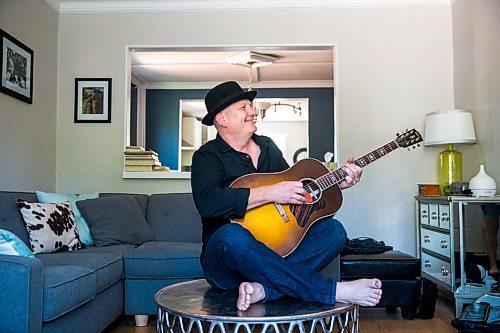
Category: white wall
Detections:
[
  {"x1": 452, "y1": 0, "x2": 500, "y2": 253},
  {"x1": 0, "y1": 0, "x2": 58, "y2": 191},
  {"x1": 55, "y1": 6, "x2": 455, "y2": 255},
  {"x1": 256, "y1": 121, "x2": 308, "y2": 165},
  {"x1": 452, "y1": 0, "x2": 500, "y2": 184}
]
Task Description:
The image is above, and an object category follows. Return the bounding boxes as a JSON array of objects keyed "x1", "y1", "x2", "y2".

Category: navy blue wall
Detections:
[
  {"x1": 130, "y1": 84, "x2": 137, "y2": 146},
  {"x1": 145, "y1": 88, "x2": 334, "y2": 170}
]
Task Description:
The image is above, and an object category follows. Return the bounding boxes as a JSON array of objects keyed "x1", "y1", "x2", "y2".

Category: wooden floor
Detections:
[{"x1": 104, "y1": 293, "x2": 457, "y2": 333}]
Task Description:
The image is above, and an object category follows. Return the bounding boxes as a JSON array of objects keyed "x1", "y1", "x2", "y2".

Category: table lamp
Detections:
[{"x1": 424, "y1": 109, "x2": 476, "y2": 195}]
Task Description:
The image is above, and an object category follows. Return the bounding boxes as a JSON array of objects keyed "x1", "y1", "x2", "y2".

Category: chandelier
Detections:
[{"x1": 254, "y1": 101, "x2": 302, "y2": 121}]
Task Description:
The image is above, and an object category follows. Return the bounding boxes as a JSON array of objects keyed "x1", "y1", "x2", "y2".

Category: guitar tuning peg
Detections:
[
  {"x1": 417, "y1": 144, "x2": 421, "y2": 147},
  {"x1": 396, "y1": 132, "x2": 400, "y2": 136}
]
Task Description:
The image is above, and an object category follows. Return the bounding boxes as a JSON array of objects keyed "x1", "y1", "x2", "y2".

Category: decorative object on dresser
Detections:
[
  {"x1": 469, "y1": 165, "x2": 497, "y2": 197},
  {"x1": 418, "y1": 184, "x2": 440, "y2": 197},
  {"x1": 424, "y1": 109, "x2": 477, "y2": 196}
]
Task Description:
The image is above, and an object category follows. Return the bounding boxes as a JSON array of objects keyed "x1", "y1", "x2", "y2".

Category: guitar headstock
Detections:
[{"x1": 395, "y1": 129, "x2": 423, "y2": 149}]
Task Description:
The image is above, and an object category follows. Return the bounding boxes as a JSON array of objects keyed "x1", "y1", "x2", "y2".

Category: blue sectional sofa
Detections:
[
  {"x1": 0, "y1": 191, "x2": 340, "y2": 333},
  {"x1": 0, "y1": 191, "x2": 204, "y2": 333}
]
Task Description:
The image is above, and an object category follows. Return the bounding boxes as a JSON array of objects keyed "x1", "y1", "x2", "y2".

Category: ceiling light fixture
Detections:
[
  {"x1": 227, "y1": 51, "x2": 301, "y2": 121},
  {"x1": 226, "y1": 51, "x2": 280, "y2": 68}
]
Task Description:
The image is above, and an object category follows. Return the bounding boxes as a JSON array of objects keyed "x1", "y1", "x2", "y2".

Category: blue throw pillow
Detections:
[
  {"x1": 0, "y1": 229, "x2": 35, "y2": 258},
  {"x1": 36, "y1": 191, "x2": 99, "y2": 246}
]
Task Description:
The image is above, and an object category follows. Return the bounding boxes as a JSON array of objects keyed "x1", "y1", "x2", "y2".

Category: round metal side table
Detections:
[{"x1": 155, "y1": 279, "x2": 359, "y2": 333}]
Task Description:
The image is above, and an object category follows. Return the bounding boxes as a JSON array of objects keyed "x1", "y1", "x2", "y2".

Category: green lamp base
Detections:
[{"x1": 439, "y1": 144, "x2": 462, "y2": 196}]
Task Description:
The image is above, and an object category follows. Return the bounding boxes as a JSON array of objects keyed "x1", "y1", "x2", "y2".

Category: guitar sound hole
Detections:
[{"x1": 301, "y1": 178, "x2": 321, "y2": 204}]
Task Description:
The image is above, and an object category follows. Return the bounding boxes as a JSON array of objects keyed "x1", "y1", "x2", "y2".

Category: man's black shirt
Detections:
[{"x1": 191, "y1": 133, "x2": 289, "y2": 250}]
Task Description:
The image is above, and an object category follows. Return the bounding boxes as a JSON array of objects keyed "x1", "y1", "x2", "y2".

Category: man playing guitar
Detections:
[{"x1": 191, "y1": 81, "x2": 382, "y2": 311}]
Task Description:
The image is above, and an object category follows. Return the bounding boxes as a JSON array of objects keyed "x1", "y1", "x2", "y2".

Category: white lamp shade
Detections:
[{"x1": 424, "y1": 109, "x2": 476, "y2": 146}]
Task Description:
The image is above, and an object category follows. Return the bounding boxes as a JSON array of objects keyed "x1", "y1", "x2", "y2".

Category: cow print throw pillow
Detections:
[{"x1": 16, "y1": 200, "x2": 83, "y2": 254}]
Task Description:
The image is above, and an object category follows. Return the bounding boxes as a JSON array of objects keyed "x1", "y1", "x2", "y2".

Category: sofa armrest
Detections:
[{"x1": 0, "y1": 254, "x2": 44, "y2": 333}]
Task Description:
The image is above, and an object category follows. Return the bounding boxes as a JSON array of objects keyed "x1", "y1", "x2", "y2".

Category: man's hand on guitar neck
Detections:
[{"x1": 338, "y1": 156, "x2": 362, "y2": 190}]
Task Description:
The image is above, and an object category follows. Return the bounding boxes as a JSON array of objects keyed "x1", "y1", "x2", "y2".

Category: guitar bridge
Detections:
[{"x1": 274, "y1": 203, "x2": 290, "y2": 222}]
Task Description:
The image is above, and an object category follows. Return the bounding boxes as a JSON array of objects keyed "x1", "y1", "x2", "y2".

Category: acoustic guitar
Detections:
[{"x1": 230, "y1": 129, "x2": 423, "y2": 257}]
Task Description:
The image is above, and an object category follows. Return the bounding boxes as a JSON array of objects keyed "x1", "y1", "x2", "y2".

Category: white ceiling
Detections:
[{"x1": 130, "y1": 47, "x2": 335, "y2": 88}]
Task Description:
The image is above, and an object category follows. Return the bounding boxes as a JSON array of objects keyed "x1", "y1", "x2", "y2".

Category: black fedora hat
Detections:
[{"x1": 202, "y1": 81, "x2": 257, "y2": 126}]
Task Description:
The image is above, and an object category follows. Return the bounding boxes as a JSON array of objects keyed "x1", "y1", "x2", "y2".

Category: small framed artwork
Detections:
[
  {"x1": 74, "y1": 78, "x2": 112, "y2": 123},
  {"x1": 0, "y1": 29, "x2": 34, "y2": 104}
]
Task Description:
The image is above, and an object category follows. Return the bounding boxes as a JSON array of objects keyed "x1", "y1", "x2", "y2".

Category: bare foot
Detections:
[
  {"x1": 237, "y1": 282, "x2": 266, "y2": 311},
  {"x1": 335, "y1": 278, "x2": 383, "y2": 307},
  {"x1": 237, "y1": 303, "x2": 266, "y2": 317}
]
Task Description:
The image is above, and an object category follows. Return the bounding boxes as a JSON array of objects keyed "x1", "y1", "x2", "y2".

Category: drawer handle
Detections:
[
  {"x1": 424, "y1": 260, "x2": 431, "y2": 268},
  {"x1": 441, "y1": 267, "x2": 449, "y2": 276},
  {"x1": 440, "y1": 240, "x2": 448, "y2": 248},
  {"x1": 423, "y1": 235, "x2": 430, "y2": 243},
  {"x1": 431, "y1": 212, "x2": 438, "y2": 220},
  {"x1": 441, "y1": 213, "x2": 449, "y2": 222},
  {"x1": 421, "y1": 210, "x2": 428, "y2": 218}
]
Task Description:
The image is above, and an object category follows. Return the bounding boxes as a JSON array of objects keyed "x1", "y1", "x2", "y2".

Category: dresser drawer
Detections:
[
  {"x1": 439, "y1": 204, "x2": 450, "y2": 229},
  {"x1": 429, "y1": 204, "x2": 440, "y2": 227},
  {"x1": 420, "y1": 203, "x2": 429, "y2": 225},
  {"x1": 421, "y1": 252, "x2": 451, "y2": 287},
  {"x1": 421, "y1": 228, "x2": 451, "y2": 258}
]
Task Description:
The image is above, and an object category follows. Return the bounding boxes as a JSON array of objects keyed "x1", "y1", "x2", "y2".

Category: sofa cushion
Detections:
[
  {"x1": 0, "y1": 191, "x2": 38, "y2": 245},
  {"x1": 147, "y1": 193, "x2": 202, "y2": 242},
  {"x1": 37, "y1": 250, "x2": 123, "y2": 293},
  {"x1": 77, "y1": 196, "x2": 154, "y2": 247},
  {"x1": 124, "y1": 241, "x2": 203, "y2": 279},
  {"x1": 99, "y1": 193, "x2": 149, "y2": 217},
  {"x1": 16, "y1": 200, "x2": 83, "y2": 254},
  {"x1": 0, "y1": 229, "x2": 35, "y2": 258},
  {"x1": 36, "y1": 191, "x2": 99, "y2": 246},
  {"x1": 43, "y1": 265, "x2": 96, "y2": 321},
  {"x1": 80, "y1": 244, "x2": 137, "y2": 256}
]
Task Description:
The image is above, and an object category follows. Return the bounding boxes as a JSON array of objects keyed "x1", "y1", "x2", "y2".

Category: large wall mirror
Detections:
[{"x1": 127, "y1": 46, "x2": 335, "y2": 175}]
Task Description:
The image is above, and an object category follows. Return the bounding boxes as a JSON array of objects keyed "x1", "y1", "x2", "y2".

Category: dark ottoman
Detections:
[{"x1": 341, "y1": 250, "x2": 420, "y2": 319}]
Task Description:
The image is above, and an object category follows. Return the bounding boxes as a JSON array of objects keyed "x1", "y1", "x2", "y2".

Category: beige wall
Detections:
[
  {"x1": 451, "y1": 0, "x2": 500, "y2": 254},
  {"x1": 56, "y1": 6, "x2": 455, "y2": 255},
  {"x1": 453, "y1": 0, "x2": 500, "y2": 185},
  {"x1": 0, "y1": 0, "x2": 58, "y2": 191}
]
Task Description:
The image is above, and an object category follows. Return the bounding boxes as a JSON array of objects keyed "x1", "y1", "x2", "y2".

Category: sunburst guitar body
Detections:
[{"x1": 230, "y1": 129, "x2": 422, "y2": 257}]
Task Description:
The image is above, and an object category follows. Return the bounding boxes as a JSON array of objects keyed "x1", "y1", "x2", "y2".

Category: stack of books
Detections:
[{"x1": 124, "y1": 146, "x2": 168, "y2": 172}]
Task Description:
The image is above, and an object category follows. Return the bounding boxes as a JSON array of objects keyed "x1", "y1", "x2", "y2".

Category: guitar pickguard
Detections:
[{"x1": 290, "y1": 198, "x2": 327, "y2": 227}]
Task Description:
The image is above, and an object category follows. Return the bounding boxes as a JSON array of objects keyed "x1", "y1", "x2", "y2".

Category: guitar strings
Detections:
[{"x1": 302, "y1": 141, "x2": 398, "y2": 196}]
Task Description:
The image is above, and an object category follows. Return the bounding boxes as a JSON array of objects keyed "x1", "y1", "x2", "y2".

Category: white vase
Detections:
[{"x1": 469, "y1": 165, "x2": 497, "y2": 197}]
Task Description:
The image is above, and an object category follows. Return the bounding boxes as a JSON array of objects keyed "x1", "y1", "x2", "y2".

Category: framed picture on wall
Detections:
[
  {"x1": 0, "y1": 29, "x2": 34, "y2": 104},
  {"x1": 74, "y1": 78, "x2": 112, "y2": 123}
]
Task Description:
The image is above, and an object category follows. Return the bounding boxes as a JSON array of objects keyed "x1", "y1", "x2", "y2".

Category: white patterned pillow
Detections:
[{"x1": 16, "y1": 200, "x2": 83, "y2": 254}]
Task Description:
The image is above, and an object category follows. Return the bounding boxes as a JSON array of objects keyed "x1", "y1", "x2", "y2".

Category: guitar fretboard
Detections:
[{"x1": 316, "y1": 141, "x2": 399, "y2": 190}]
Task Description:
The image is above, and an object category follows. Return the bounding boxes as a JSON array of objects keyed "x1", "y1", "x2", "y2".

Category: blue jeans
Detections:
[{"x1": 200, "y1": 218, "x2": 347, "y2": 303}]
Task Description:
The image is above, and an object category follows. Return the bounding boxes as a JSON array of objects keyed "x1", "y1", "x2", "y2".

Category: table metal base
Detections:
[{"x1": 155, "y1": 279, "x2": 359, "y2": 333}]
